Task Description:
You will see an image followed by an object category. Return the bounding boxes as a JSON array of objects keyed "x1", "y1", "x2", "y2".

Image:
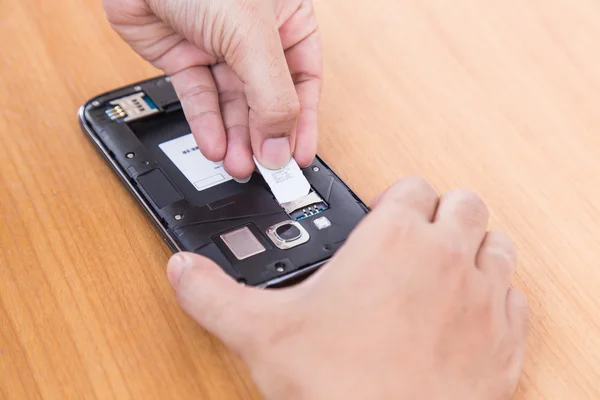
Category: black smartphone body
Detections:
[{"x1": 78, "y1": 76, "x2": 369, "y2": 288}]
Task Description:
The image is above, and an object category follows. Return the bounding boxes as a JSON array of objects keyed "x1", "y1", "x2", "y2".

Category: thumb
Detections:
[
  {"x1": 227, "y1": 12, "x2": 300, "y2": 170},
  {"x1": 166, "y1": 252, "x2": 269, "y2": 350}
]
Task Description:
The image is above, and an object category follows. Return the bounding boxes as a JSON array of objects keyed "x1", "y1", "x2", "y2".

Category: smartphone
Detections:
[{"x1": 78, "y1": 76, "x2": 369, "y2": 288}]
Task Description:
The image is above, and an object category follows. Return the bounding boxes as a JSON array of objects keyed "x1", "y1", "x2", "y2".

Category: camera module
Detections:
[{"x1": 267, "y1": 221, "x2": 309, "y2": 250}]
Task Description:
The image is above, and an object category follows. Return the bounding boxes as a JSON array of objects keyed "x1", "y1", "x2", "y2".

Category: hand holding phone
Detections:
[
  {"x1": 167, "y1": 176, "x2": 529, "y2": 400},
  {"x1": 103, "y1": 0, "x2": 322, "y2": 179}
]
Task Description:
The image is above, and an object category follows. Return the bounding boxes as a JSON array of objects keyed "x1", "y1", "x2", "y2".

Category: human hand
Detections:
[
  {"x1": 165, "y1": 176, "x2": 529, "y2": 400},
  {"x1": 103, "y1": 0, "x2": 322, "y2": 179}
]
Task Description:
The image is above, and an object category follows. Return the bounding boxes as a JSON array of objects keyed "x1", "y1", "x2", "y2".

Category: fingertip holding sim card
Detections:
[
  {"x1": 79, "y1": 76, "x2": 369, "y2": 288},
  {"x1": 253, "y1": 156, "x2": 311, "y2": 204}
]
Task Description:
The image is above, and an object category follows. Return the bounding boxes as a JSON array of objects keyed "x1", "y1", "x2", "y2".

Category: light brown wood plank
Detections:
[{"x1": 1, "y1": 0, "x2": 599, "y2": 398}]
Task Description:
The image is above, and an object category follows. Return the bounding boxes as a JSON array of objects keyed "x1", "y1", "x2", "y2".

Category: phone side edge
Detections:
[{"x1": 77, "y1": 103, "x2": 183, "y2": 254}]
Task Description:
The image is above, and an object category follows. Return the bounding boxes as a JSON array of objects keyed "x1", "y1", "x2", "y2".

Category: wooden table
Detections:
[{"x1": 2, "y1": 0, "x2": 600, "y2": 398}]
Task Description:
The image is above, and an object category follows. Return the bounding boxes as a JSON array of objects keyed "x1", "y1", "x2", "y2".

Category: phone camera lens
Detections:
[
  {"x1": 275, "y1": 224, "x2": 301, "y2": 242},
  {"x1": 267, "y1": 221, "x2": 310, "y2": 250}
]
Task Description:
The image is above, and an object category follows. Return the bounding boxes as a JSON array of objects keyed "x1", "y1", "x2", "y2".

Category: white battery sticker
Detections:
[
  {"x1": 159, "y1": 133, "x2": 233, "y2": 191},
  {"x1": 254, "y1": 156, "x2": 311, "y2": 204}
]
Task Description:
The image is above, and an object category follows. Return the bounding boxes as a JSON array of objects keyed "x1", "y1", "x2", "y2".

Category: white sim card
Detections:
[{"x1": 253, "y1": 156, "x2": 311, "y2": 204}]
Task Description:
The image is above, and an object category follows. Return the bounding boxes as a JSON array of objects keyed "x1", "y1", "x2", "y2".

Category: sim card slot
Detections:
[{"x1": 279, "y1": 191, "x2": 329, "y2": 221}]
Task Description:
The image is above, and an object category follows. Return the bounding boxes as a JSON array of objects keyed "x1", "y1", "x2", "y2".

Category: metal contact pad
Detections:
[{"x1": 220, "y1": 226, "x2": 266, "y2": 260}]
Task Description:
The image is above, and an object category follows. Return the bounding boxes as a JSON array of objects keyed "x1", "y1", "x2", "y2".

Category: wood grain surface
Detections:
[{"x1": 2, "y1": 0, "x2": 600, "y2": 399}]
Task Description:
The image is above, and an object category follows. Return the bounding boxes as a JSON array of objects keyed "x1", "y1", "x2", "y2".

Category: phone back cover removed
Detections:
[{"x1": 80, "y1": 76, "x2": 369, "y2": 287}]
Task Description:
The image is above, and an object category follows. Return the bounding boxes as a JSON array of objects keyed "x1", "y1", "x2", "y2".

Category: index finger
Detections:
[
  {"x1": 280, "y1": 0, "x2": 322, "y2": 168},
  {"x1": 284, "y1": 30, "x2": 322, "y2": 167}
]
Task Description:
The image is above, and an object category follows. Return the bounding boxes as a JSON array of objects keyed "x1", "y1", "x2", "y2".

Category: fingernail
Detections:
[
  {"x1": 234, "y1": 175, "x2": 252, "y2": 184},
  {"x1": 167, "y1": 253, "x2": 192, "y2": 286},
  {"x1": 261, "y1": 137, "x2": 291, "y2": 169}
]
